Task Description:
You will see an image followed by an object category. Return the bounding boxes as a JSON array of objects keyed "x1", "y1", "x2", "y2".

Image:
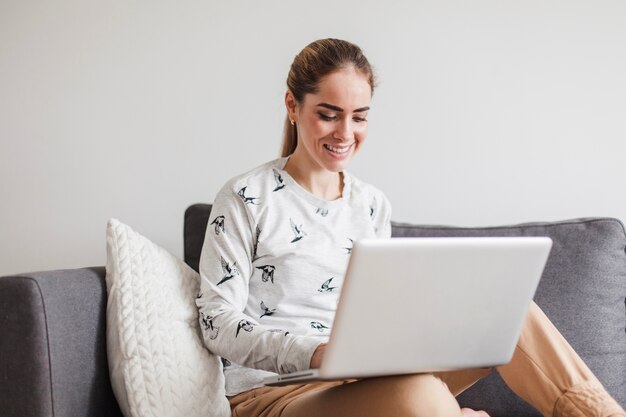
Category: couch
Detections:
[{"x1": 1, "y1": 204, "x2": 624, "y2": 417}]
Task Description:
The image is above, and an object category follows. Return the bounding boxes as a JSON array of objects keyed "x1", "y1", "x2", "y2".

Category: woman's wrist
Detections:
[{"x1": 309, "y1": 343, "x2": 327, "y2": 369}]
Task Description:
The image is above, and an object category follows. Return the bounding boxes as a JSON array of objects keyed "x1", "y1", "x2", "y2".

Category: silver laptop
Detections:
[{"x1": 264, "y1": 236, "x2": 552, "y2": 386}]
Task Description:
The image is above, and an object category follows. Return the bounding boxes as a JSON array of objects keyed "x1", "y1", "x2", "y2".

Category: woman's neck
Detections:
[{"x1": 284, "y1": 155, "x2": 344, "y2": 201}]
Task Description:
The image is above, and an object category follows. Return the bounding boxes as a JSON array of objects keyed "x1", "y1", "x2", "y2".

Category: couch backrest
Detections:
[{"x1": 184, "y1": 204, "x2": 626, "y2": 415}]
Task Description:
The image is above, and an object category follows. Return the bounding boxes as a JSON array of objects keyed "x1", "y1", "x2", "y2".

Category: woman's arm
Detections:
[{"x1": 196, "y1": 185, "x2": 319, "y2": 374}]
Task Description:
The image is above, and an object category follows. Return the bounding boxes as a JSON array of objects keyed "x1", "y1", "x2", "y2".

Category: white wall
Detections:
[{"x1": 2, "y1": 0, "x2": 625, "y2": 276}]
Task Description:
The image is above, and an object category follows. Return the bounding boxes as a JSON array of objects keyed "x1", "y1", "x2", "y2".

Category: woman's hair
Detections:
[{"x1": 280, "y1": 38, "x2": 377, "y2": 157}]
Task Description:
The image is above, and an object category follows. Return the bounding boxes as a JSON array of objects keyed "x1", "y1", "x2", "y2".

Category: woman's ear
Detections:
[{"x1": 285, "y1": 90, "x2": 298, "y2": 123}]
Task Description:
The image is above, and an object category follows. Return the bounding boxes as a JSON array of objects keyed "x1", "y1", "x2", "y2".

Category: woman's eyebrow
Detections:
[{"x1": 317, "y1": 102, "x2": 370, "y2": 113}]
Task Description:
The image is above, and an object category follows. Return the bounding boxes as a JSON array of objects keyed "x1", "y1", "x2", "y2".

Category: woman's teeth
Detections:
[{"x1": 324, "y1": 144, "x2": 351, "y2": 154}]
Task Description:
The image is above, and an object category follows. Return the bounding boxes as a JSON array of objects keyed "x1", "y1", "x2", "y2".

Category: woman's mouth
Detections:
[{"x1": 323, "y1": 143, "x2": 353, "y2": 155}]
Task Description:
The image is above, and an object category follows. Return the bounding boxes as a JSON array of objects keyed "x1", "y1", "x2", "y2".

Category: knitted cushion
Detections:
[{"x1": 105, "y1": 219, "x2": 230, "y2": 417}]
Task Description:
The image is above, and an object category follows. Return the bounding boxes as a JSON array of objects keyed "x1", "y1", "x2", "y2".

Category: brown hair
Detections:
[{"x1": 281, "y1": 38, "x2": 377, "y2": 157}]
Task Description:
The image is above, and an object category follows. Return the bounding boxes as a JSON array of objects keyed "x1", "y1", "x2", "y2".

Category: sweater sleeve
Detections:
[
  {"x1": 195, "y1": 185, "x2": 320, "y2": 374},
  {"x1": 373, "y1": 191, "x2": 393, "y2": 239}
]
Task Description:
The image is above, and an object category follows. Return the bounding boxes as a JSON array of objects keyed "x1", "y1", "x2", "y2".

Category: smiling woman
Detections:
[
  {"x1": 194, "y1": 38, "x2": 625, "y2": 417},
  {"x1": 283, "y1": 67, "x2": 372, "y2": 200},
  {"x1": 279, "y1": 39, "x2": 375, "y2": 201},
  {"x1": 280, "y1": 39, "x2": 376, "y2": 157}
]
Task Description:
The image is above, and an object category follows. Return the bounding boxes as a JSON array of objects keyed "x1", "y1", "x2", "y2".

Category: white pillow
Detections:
[{"x1": 105, "y1": 219, "x2": 230, "y2": 417}]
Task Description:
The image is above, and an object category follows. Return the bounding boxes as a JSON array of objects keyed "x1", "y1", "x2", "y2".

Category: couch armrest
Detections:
[{"x1": 0, "y1": 267, "x2": 122, "y2": 417}]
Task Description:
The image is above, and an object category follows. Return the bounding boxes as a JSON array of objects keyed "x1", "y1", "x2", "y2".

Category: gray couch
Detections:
[{"x1": 1, "y1": 204, "x2": 624, "y2": 417}]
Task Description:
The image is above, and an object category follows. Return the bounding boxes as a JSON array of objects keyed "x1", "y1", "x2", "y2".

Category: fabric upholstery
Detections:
[
  {"x1": 185, "y1": 203, "x2": 213, "y2": 273},
  {"x1": 184, "y1": 204, "x2": 626, "y2": 416},
  {"x1": 0, "y1": 267, "x2": 122, "y2": 417},
  {"x1": 0, "y1": 276, "x2": 53, "y2": 417}
]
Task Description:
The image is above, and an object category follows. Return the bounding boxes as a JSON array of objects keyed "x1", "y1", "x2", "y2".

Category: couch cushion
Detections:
[{"x1": 184, "y1": 204, "x2": 626, "y2": 416}]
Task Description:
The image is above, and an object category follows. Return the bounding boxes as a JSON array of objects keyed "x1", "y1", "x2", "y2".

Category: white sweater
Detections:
[{"x1": 196, "y1": 157, "x2": 392, "y2": 396}]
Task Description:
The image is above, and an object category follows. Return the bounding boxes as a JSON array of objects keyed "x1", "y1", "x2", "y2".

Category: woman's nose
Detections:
[{"x1": 333, "y1": 118, "x2": 354, "y2": 141}]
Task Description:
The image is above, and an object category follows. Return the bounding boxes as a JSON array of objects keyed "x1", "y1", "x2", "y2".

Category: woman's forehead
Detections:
[{"x1": 305, "y1": 69, "x2": 372, "y2": 109}]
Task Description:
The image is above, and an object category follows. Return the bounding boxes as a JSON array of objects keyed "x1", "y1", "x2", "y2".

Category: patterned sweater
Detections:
[{"x1": 196, "y1": 157, "x2": 392, "y2": 396}]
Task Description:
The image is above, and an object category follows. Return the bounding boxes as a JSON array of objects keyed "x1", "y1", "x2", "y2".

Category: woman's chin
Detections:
[
  {"x1": 322, "y1": 157, "x2": 352, "y2": 173},
  {"x1": 320, "y1": 146, "x2": 357, "y2": 171}
]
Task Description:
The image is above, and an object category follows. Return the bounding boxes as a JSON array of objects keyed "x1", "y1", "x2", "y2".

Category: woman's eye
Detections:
[
  {"x1": 318, "y1": 113, "x2": 337, "y2": 121},
  {"x1": 354, "y1": 116, "x2": 368, "y2": 123}
]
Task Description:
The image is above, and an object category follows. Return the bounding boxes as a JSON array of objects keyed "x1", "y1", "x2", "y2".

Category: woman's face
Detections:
[{"x1": 286, "y1": 67, "x2": 372, "y2": 173}]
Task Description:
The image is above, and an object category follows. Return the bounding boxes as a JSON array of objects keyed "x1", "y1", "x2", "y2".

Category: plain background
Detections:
[{"x1": 2, "y1": 0, "x2": 625, "y2": 276}]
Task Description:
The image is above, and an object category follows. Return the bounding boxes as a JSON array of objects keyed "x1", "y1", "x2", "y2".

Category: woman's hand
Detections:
[
  {"x1": 309, "y1": 343, "x2": 327, "y2": 369},
  {"x1": 461, "y1": 408, "x2": 490, "y2": 417}
]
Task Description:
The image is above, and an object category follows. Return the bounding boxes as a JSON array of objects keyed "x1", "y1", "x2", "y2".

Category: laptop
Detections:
[{"x1": 264, "y1": 236, "x2": 553, "y2": 386}]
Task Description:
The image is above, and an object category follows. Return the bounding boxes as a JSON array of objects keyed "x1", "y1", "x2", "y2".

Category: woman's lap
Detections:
[
  {"x1": 229, "y1": 374, "x2": 462, "y2": 417},
  {"x1": 229, "y1": 380, "x2": 350, "y2": 417}
]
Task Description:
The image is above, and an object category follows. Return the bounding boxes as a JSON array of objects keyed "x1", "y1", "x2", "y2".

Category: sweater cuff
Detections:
[{"x1": 279, "y1": 336, "x2": 323, "y2": 374}]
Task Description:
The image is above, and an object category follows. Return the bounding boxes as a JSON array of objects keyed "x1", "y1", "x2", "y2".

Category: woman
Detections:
[{"x1": 196, "y1": 38, "x2": 625, "y2": 417}]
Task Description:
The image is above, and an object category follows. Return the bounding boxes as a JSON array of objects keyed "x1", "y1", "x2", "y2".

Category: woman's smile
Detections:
[{"x1": 323, "y1": 142, "x2": 354, "y2": 158}]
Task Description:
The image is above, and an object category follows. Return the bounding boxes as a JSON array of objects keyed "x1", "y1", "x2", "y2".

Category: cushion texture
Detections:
[
  {"x1": 184, "y1": 204, "x2": 626, "y2": 416},
  {"x1": 105, "y1": 219, "x2": 230, "y2": 417}
]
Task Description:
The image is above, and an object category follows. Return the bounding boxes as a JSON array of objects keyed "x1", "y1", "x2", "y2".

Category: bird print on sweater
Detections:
[
  {"x1": 310, "y1": 321, "x2": 330, "y2": 332},
  {"x1": 290, "y1": 218, "x2": 306, "y2": 243},
  {"x1": 256, "y1": 265, "x2": 275, "y2": 283},
  {"x1": 210, "y1": 215, "x2": 226, "y2": 235},
  {"x1": 236, "y1": 319, "x2": 256, "y2": 337},
  {"x1": 200, "y1": 312, "x2": 220, "y2": 340},
  {"x1": 253, "y1": 225, "x2": 261, "y2": 259},
  {"x1": 315, "y1": 208, "x2": 329, "y2": 217},
  {"x1": 272, "y1": 169, "x2": 285, "y2": 192},
  {"x1": 260, "y1": 301, "x2": 276, "y2": 318},
  {"x1": 238, "y1": 186, "x2": 260, "y2": 205},
  {"x1": 343, "y1": 238, "x2": 354, "y2": 254},
  {"x1": 217, "y1": 256, "x2": 239, "y2": 285},
  {"x1": 318, "y1": 277, "x2": 337, "y2": 293},
  {"x1": 370, "y1": 200, "x2": 378, "y2": 232}
]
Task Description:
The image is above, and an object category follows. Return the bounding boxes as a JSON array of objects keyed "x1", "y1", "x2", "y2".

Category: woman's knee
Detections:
[
  {"x1": 282, "y1": 374, "x2": 460, "y2": 417},
  {"x1": 385, "y1": 374, "x2": 461, "y2": 417},
  {"x1": 519, "y1": 301, "x2": 552, "y2": 342}
]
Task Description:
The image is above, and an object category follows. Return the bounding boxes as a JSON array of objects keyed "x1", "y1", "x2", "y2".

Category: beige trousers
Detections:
[{"x1": 229, "y1": 302, "x2": 625, "y2": 417}]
